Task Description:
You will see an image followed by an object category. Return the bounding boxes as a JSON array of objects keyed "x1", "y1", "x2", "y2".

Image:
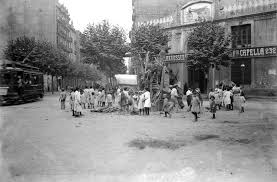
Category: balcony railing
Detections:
[{"x1": 58, "y1": 42, "x2": 73, "y2": 53}]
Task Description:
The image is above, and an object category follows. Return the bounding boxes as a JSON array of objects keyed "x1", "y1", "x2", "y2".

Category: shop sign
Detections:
[
  {"x1": 165, "y1": 54, "x2": 186, "y2": 63},
  {"x1": 232, "y1": 46, "x2": 277, "y2": 58}
]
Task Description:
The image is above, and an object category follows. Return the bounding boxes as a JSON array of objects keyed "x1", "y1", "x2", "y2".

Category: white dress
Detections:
[
  {"x1": 223, "y1": 91, "x2": 231, "y2": 105},
  {"x1": 74, "y1": 91, "x2": 83, "y2": 112},
  {"x1": 138, "y1": 95, "x2": 144, "y2": 110},
  {"x1": 144, "y1": 91, "x2": 151, "y2": 108}
]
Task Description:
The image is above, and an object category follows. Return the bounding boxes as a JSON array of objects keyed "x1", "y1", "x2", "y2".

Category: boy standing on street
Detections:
[
  {"x1": 59, "y1": 88, "x2": 67, "y2": 110},
  {"x1": 210, "y1": 95, "x2": 216, "y2": 119}
]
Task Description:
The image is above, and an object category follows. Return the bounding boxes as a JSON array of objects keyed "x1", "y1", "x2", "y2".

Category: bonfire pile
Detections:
[{"x1": 90, "y1": 106, "x2": 120, "y2": 113}]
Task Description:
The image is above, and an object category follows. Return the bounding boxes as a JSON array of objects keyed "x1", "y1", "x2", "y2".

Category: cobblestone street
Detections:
[{"x1": 1, "y1": 95, "x2": 277, "y2": 182}]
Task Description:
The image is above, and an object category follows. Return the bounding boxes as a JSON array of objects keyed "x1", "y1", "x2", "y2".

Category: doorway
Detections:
[
  {"x1": 231, "y1": 58, "x2": 251, "y2": 85},
  {"x1": 188, "y1": 69, "x2": 207, "y2": 93}
]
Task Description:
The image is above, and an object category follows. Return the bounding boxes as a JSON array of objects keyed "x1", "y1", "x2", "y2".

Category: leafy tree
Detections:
[
  {"x1": 130, "y1": 24, "x2": 170, "y2": 70},
  {"x1": 187, "y1": 20, "x2": 232, "y2": 73},
  {"x1": 4, "y1": 36, "x2": 70, "y2": 76},
  {"x1": 4, "y1": 36, "x2": 102, "y2": 82},
  {"x1": 81, "y1": 20, "x2": 128, "y2": 76},
  {"x1": 130, "y1": 24, "x2": 170, "y2": 90}
]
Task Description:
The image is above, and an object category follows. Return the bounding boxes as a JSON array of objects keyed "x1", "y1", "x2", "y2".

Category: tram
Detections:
[{"x1": 0, "y1": 59, "x2": 44, "y2": 105}]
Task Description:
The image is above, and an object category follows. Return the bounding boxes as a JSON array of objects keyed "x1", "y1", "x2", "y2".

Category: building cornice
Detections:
[{"x1": 163, "y1": 10, "x2": 277, "y2": 31}]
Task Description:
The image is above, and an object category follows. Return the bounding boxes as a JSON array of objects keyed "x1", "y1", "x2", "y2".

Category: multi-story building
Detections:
[
  {"x1": 0, "y1": 0, "x2": 58, "y2": 57},
  {"x1": 56, "y1": 2, "x2": 80, "y2": 62},
  {"x1": 132, "y1": 0, "x2": 277, "y2": 95}
]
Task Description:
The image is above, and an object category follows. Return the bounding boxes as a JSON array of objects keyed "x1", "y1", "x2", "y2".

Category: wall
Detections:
[
  {"x1": 253, "y1": 15, "x2": 277, "y2": 88},
  {"x1": 133, "y1": 0, "x2": 191, "y2": 23},
  {"x1": 0, "y1": 0, "x2": 57, "y2": 57}
]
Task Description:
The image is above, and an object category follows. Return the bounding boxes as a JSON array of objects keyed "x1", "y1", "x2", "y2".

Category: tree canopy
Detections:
[
  {"x1": 4, "y1": 36, "x2": 101, "y2": 81},
  {"x1": 187, "y1": 20, "x2": 232, "y2": 73},
  {"x1": 4, "y1": 36, "x2": 69, "y2": 75},
  {"x1": 81, "y1": 20, "x2": 128, "y2": 76},
  {"x1": 130, "y1": 24, "x2": 170, "y2": 62}
]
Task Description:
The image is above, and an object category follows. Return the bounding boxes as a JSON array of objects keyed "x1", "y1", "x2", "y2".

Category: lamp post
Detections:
[{"x1": 240, "y1": 63, "x2": 245, "y2": 87}]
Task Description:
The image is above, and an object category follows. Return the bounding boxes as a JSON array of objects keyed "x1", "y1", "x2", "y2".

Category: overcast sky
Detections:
[{"x1": 59, "y1": 0, "x2": 133, "y2": 36}]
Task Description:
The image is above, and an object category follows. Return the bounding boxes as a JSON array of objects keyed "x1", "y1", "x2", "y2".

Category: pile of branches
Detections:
[{"x1": 90, "y1": 106, "x2": 120, "y2": 113}]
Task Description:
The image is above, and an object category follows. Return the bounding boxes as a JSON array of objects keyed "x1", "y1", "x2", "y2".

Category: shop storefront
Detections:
[
  {"x1": 232, "y1": 46, "x2": 277, "y2": 90},
  {"x1": 165, "y1": 53, "x2": 207, "y2": 93}
]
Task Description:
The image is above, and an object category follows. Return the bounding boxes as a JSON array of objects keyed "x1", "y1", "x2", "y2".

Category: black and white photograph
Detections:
[{"x1": 0, "y1": 0, "x2": 277, "y2": 181}]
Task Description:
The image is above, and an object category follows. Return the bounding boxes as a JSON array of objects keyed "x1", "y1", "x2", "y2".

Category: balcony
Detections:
[
  {"x1": 58, "y1": 42, "x2": 72, "y2": 53},
  {"x1": 67, "y1": 36, "x2": 73, "y2": 42},
  {"x1": 57, "y1": 30, "x2": 73, "y2": 43}
]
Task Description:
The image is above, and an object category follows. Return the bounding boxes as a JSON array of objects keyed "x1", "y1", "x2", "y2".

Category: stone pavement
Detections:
[{"x1": 0, "y1": 95, "x2": 277, "y2": 182}]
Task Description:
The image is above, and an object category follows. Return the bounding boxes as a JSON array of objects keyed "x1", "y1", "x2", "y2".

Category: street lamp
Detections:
[{"x1": 240, "y1": 63, "x2": 245, "y2": 86}]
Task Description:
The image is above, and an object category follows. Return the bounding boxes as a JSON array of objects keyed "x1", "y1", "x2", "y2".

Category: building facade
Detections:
[
  {"x1": 132, "y1": 0, "x2": 277, "y2": 94},
  {"x1": 0, "y1": 0, "x2": 58, "y2": 57},
  {"x1": 56, "y1": 2, "x2": 80, "y2": 62}
]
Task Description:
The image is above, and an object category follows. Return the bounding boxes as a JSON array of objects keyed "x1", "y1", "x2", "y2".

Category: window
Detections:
[
  {"x1": 231, "y1": 24, "x2": 251, "y2": 48},
  {"x1": 32, "y1": 74, "x2": 39, "y2": 84},
  {"x1": 0, "y1": 72, "x2": 11, "y2": 85}
]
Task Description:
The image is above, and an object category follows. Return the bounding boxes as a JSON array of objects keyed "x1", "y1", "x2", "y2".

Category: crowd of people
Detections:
[
  {"x1": 58, "y1": 83, "x2": 246, "y2": 121},
  {"x1": 58, "y1": 86, "x2": 153, "y2": 117},
  {"x1": 162, "y1": 83, "x2": 246, "y2": 122}
]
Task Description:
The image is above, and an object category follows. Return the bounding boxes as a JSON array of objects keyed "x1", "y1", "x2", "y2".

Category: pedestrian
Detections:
[
  {"x1": 195, "y1": 88, "x2": 203, "y2": 106},
  {"x1": 123, "y1": 88, "x2": 130, "y2": 111},
  {"x1": 214, "y1": 88, "x2": 221, "y2": 110},
  {"x1": 17, "y1": 75, "x2": 24, "y2": 97},
  {"x1": 162, "y1": 94, "x2": 174, "y2": 118},
  {"x1": 88, "y1": 86, "x2": 95, "y2": 109},
  {"x1": 97, "y1": 89, "x2": 102, "y2": 107},
  {"x1": 238, "y1": 92, "x2": 246, "y2": 113},
  {"x1": 106, "y1": 92, "x2": 113, "y2": 107},
  {"x1": 59, "y1": 88, "x2": 67, "y2": 110},
  {"x1": 232, "y1": 84, "x2": 241, "y2": 110},
  {"x1": 80, "y1": 90, "x2": 86, "y2": 109},
  {"x1": 143, "y1": 88, "x2": 151, "y2": 116},
  {"x1": 223, "y1": 87, "x2": 232, "y2": 110},
  {"x1": 186, "y1": 88, "x2": 193, "y2": 111},
  {"x1": 74, "y1": 87, "x2": 83, "y2": 117},
  {"x1": 230, "y1": 87, "x2": 234, "y2": 110},
  {"x1": 210, "y1": 95, "x2": 216, "y2": 119},
  {"x1": 70, "y1": 88, "x2": 75, "y2": 116},
  {"x1": 137, "y1": 91, "x2": 144, "y2": 115},
  {"x1": 208, "y1": 88, "x2": 215, "y2": 103},
  {"x1": 100, "y1": 89, "x2": 106, "y2": 107},
  {"x1": 132, "y1": 92, "x2": 139, "y2": 112},
  {"x1": 170, "y1": 85, "x2": 178, "y2": 108},
  {"x1": 191, "y1": 91, "x2": 201, "y2": 122}
]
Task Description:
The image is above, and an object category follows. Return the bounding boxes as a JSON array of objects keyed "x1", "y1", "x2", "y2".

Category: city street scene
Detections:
[{"x1": 0, "y1": 0, "x2": 277, "y2": 182}]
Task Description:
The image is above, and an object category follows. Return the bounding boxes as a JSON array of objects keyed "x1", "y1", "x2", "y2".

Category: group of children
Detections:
[
  {"x1": 117, "y1": 88, "x2": 151, "y2": 116},
  {"x1": 162, "y1": 84, "x2": 246, "y2": 122},
  {"x1": 59, "y1": 83, "x2": 246, "y2": 120},
  {"x1": 59, "y1": 86, "x2": 114, "y2": 117},
  {"x1": 208, "y1": 84, "x2": 246, "y2": 121}
]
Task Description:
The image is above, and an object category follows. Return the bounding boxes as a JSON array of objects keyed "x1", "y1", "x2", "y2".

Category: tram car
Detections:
[{"x1": 0, "y1": 59, "x2": 44, "y2": 105}]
